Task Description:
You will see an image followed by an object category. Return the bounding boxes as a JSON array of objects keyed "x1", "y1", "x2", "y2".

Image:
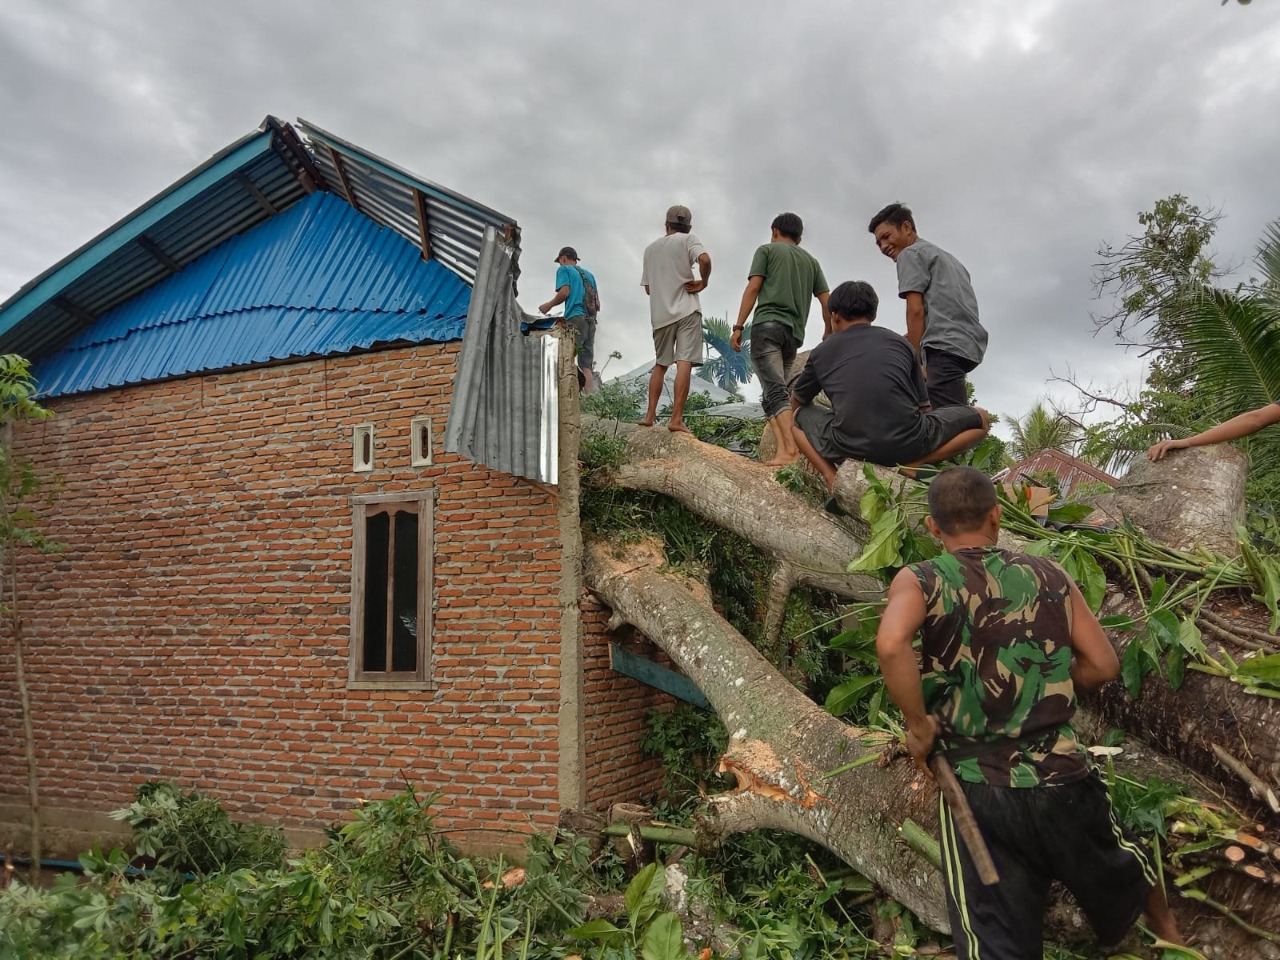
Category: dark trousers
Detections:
[
  {"x1": 750, "y1": 321, "x2": 801, "y2": 419},
  {"x1": 924, "y1": 347, "x2": 978, "y2": 409}
]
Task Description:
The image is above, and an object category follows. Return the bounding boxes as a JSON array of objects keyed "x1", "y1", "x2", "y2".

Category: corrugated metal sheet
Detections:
[
  {"x1": 445, "y1": 227, "x2": 558, "y2": 483},
  {"x1": 0, "y1": 116, "x2": 522, "y2": 365},
  {"x1": 33, "y1": 191, "x2": 470, "y2": 397},
  {"x1": 0, "y1": 133, "x2": 307, "y2": 360},
  {"x1": 297, "y1": 120, "x2": 519, "y2": 290}
]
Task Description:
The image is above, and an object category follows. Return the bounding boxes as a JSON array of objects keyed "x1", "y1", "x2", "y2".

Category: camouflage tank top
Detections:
[{"x1": 911, "y1": 546, "x2": 1090, "y2": 787}]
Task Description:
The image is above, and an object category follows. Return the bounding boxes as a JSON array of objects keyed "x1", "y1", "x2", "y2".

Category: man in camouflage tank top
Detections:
[{"x1": 876, "y1": 467, "x2": 1182, "y2": 957}]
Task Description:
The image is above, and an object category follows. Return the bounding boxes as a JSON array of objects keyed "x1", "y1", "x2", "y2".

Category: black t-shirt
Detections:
[{"x1": 792, "y1": 324, "x2": 930, "y2": 463}]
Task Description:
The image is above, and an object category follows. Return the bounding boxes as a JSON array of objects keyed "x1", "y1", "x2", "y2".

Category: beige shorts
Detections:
[{"x1": 653, "y1": 311, "x2": 704, "y2": 367}]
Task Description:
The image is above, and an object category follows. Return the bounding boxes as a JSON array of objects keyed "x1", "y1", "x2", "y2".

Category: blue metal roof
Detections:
[
  {"x1": 33, "y1": 191, "x2": 471, "y2": 397},
  {"x1": 0, "y1": 116, "x2": 520, "y2": 365}
]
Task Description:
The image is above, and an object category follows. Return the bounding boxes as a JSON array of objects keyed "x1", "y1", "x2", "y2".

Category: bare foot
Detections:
[
  {"x1": 637, "y1": 418, "x2": 656, "y2": 427},
  {"x1": 668, "y1": 421, "x2": 692, "y2": 434},
  {"x1": 764, "y1": 454, "x2": 798, "y2": 467}
]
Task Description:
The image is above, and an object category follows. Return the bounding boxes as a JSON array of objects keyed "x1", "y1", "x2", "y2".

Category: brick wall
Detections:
[
  {"x1": 0, "y1": 343, "x2": 584, "y2": 854},
  {"x1": 580, "y1": 598, "x2": 673, "y2": 809}
]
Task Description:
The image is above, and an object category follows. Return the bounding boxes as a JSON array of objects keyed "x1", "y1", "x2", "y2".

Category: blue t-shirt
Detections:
[{"x1": 556, "y1": 264, "x2": 597, "y2": 320}]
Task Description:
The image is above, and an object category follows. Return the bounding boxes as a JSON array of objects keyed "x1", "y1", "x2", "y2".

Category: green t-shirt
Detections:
[{"x1": 748, "y1": 241, "x2": 828, "y2": 341}]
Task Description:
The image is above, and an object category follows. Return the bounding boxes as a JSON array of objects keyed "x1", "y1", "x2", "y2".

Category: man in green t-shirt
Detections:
[
  {"x1": 730, "y1": 213, "x2": 830, "y2": 466},
  {"x1": 875, "y1": 467, "x2": 1182, "y2": 958}
]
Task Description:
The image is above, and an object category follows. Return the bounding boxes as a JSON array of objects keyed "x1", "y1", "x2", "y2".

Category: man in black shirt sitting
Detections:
[{"x1": 790, "y1": 281, "x2": 989, "y2": 502}]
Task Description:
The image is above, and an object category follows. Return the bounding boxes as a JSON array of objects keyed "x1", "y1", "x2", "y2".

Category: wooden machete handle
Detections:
[{"x1": 931, "y1": 753, "x2": 1000, "y2": 886}]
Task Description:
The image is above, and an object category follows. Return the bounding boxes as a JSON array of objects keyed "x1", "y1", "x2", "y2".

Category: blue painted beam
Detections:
[
  {"x1": 0, "y1": 131, "x2": 277, "y2": 339},
  {"x1": 609, "y1": 643, "x2": 710, "y2": 709}
]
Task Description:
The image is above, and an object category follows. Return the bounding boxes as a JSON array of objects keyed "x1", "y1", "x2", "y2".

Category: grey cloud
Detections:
[{"x1": 0, "y1": 0, "x2": 1276, "y2": 426}]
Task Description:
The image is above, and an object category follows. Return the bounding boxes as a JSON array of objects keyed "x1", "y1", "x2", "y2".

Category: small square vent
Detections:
[
  {"x1": 411, "y1": 416, "x2": 433, "y2": 467},
  {"x1": 353, "y1": 424, "x2": 375, "y2": 473}
]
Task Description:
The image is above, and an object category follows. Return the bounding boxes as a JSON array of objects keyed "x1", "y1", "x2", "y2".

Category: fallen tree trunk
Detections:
[
  {"x1": 585, "y1": 417, "x2": 883, "y2": 642},
  {"x1": 584, "y1": 537, "x2": 1280, "y2": 945},
  {"x1": 600, "y1": 422, "x2": 1280, "y2": 801},
  {"x1": 585, "y1": 536, "x2": 950, "y2": 932}
]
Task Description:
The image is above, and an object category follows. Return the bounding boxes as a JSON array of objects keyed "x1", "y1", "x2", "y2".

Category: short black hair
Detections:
[
  {"x1": 667, "y1": 221, "x2": 692, "y2": 234},
  {"x1": 828, "y1": 281, "x2": 878, "y2": 323},
  {"x1": 868, "y1": 203, "x2": 914, "y2": 234},
  {"x1": 927, "y1": 467, "x2": 998, "y2": 535},
  {"x1": 771, "y1": 212, "x2": 803, "y2": 242}
]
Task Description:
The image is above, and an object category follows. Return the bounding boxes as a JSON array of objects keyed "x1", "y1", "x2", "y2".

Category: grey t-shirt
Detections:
[
  {"x1": 792, "y1": 323, "x2": 933, "y2": 464},
  {"x1": 896, "y1": 238, "x2": 988, "y2": 365}
]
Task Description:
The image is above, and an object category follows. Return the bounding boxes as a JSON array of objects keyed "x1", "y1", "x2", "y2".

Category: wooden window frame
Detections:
[{"x1": 347, "y1": 490, "x2": 434, "y2": 691}]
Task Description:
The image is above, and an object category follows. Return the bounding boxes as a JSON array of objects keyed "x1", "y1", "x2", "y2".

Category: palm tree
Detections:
[
  {"x1": 700, "y1": 315, "x2": 754, "y2": 392},
  {"x1": 1082, "y1": 221, "x2": 1280, "y2": 478},
  {"x1": 1006, "y1": 403, "x2": 1080, "y2": 461}
]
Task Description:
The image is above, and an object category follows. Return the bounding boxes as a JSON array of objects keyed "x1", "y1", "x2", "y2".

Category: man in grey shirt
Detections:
[{"x1": 869, "y1": 203, "x2": 988, "y2": 408}]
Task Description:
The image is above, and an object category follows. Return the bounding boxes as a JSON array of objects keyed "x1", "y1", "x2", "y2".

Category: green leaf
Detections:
[
  {"x1": 1048, "y1": 502, "x2": 1095, "y2": 524},
  {"x1": 1149, "y1": 575, "x2": 1168, "y2": 607},
  {"x1": 1122, "y1": 640, "x2": 1146, "y2": 699},
  {"x1": 1177, "y1": 619, "x2": 1206, "y2": 658},
  {"x1": 859, "y1": 485, "x2": 884, "y2": 524},
  {"x1": 1232, "y1": 653, "x2": 1280, "y2": 682},
  {"x1": 640, "y1": 912, "x2": 683, "y2": 960},
  {"x1": 624, "y1": 862, "x2": 665, "y2": 928},
  {"x1": 1021, "y1": 539, "x2": 1056, "y2": 557},
  {"x1": 1148, "y1": 609, "x2": 1179, "y2": 649},
  {"x1": 848, "y1": 511, "x2": 906, "y2": 572},
  {"x1": 1073, "y1": 549, "x2": 1107, "y2": 613},
  {"x1": 569, "y1": 919, "x2": 624, "y2": 941},
  {"x1": 824, "y1": 675, "x2": 882, "y2": 716},
  {"x1": 1101, "y1": 728, "x2": 1127, "y2": 747}
]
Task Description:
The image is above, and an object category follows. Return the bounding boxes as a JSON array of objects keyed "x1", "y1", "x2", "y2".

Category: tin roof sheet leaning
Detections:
[{"x1": 445, "y1": 226, "x2": 558, "y2": 484}]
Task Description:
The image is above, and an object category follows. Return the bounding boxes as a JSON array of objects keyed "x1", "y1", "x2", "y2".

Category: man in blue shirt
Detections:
[{"x1": 540, "y1": 246, "x2": 600, "y2": 392}]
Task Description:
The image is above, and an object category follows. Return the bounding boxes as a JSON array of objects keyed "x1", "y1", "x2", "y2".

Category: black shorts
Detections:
[
  {"x1": 795, "y1": 403, "x2": 984, "y2": 467},
  {"x1": 940, "y1": 773, "x2": 1156, "y2": 960},
  {"x1": 794, "y1": 403, "x2": 852, "y2": 465},
  {"x1": 924, "y1": 347, "x2": 978, "y2": 409}
]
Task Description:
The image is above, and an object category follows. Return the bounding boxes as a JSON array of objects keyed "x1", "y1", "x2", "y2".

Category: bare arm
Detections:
[
  {"x1": 876, "y1": 568, "x2": 937, "y2": 772},
  {"x1": 685, "y1": 252, "x2": 712, "y2": 294},
  {"x1": 904, "y1": 292, "x2": 926, "y2": 356},
  {"x1": 816, "y1": 290, "x2": 831, "y2": 339},
  {"x1": 731, "y1": 275, "x2": 765, "y2": 352},
  {"x1": 1148, "y1": 402, "x2": 1280, "y2": 460},
  {"x1": 538, "y1": 285, "x2": 570, "y2": 315},
  {"x1": 1067, "y1": 581, "x2": 1119, "y2": 690}
]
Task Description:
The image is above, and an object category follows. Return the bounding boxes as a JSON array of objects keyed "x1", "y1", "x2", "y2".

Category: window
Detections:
[
  {"x1": 353, "y1": 424, "x2": 375, "y2": 472},
  {"x1": 349, "y1": 491, "x2": 434, "y2": 689},
  {"x1": 410, "y1": 415, "x2": 434, "y2": 467}
]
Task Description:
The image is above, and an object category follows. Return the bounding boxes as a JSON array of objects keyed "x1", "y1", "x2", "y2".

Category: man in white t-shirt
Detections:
[{"x1": 639, "y1": 205, "x2": 712, "y2": 433}]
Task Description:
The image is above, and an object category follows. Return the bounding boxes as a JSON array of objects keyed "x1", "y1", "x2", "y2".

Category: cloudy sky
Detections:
[{"x1": 1, "y1": 1, "x2": 1277, "y2": 432}]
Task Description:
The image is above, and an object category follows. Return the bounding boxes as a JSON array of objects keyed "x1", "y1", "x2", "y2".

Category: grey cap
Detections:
[{"x1": 666, "y1": 205, "x2": 692, "y2": 227}]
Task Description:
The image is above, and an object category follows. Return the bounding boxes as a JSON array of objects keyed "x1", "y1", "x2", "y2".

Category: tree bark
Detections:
[
  {"x1": 585, "y1": 417, "x2": 883, "y2": 645},
  {"x1": 1106, "y1": 445, "x2": 1250, "y2": 557},
  {"x1": 584, "y1": 537, "x2": 950, "y2": 929}
]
